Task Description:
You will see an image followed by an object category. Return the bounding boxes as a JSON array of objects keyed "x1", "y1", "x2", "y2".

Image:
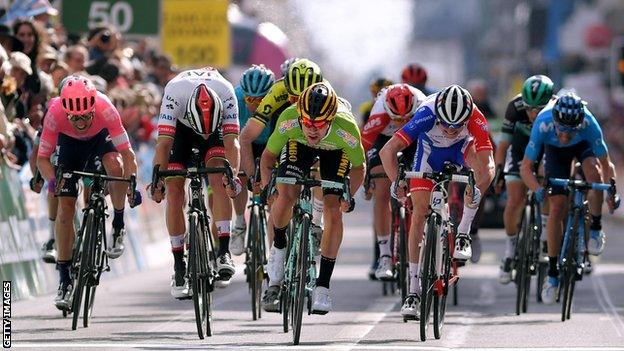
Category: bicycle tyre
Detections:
[
  {"x1": 292, "y1": 215, "x2": 310, "y2": 345},
  {"x1": 282, "y1": 221, "x2": 295, "y2": 333},
  {"x1": 516, "y1": 207, "x2": 529, "y2": 315},
  {"x1": 433, "y1": 223, "x2": 452, "y2": 339},
  {"x1": 561, "y1": 209, "x2": 580, "y2": 322},
  {"x1": 190, "y1": 212, "x2": 208, "y2": 339},
  {"x1": 248, "y1": 206, "x2": 260, "y2": 321},
  {"x1": 72, "y1": 209, "x2": 95, "y2": 330},
  {"x1": 83, "y1": 213, "x2": 104, "y2": 327},
  {"x1": 398, "y1": 206, "x2": 408, "y2": 302},
  {"x1": 420, "y1": 214, "x2": 438, "y2": 342},
  {"x1": 202, "y1": 214, "x2": 215, "y2": 337}
]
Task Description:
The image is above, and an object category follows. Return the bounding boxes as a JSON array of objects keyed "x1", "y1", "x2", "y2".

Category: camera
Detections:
[{"x1": 101, "y1": 31, "x2": 111, "y2": 44}]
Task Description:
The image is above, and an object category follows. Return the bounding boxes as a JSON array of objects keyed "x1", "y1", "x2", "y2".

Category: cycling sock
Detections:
[
  {"x1": 590, "y1": 215, "x2": 602, "y2": 231},
  {"x1": 57, "y1": 259, "x2": 72, "y2": 286},
  {"x1": 541, "y1": 214, "x2": 549, "y2": 240},
  {"x1": 112, "y1": 208, "x2": 125, "y2": 230},
  {"x1": 377, "y1": 234, "x2": 391, "y2": 257},
  {"x1": 504, "y1": 235, "x2": 517, "y2": 259},
  {"x1": 316, "y1": 256, "x2": 336, "y2": 289},
  {"x1": 373, "y1": 237, "x2": 380, "y2": 263},
  {"x1": 457, "y1": 206, "x2": 478, "y2": 234},
  {"x1": 235, "y1": 214, "x2": 245, "y2": 228},
  {"x1": 312, "y1": 198, "x2": 324, "y2": 227},
  {"x1": 273, "y1": 225, "x2": 288, "y2": 250},
  {"x1": 548, "y1": 256, "x2": 559, "y2": 277},
  {"x1": 216, "y1": 220, "x2": 231, "y2": 256},
  {"x1": 173, "y1": 251, "x2": 185, "y2": 272},
  {"x1": 409, "y1": 262, "x2": 420, "y2": 295},
  {"x1": 48, "y1": 218, "x2": 55, "y2": 240}
]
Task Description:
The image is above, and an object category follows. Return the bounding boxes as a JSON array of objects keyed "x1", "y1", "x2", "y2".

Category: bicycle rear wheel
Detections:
[
  {"x1": 516, "y1": 207, "x2": 530, "y2": 315},
  {"x1": 292, "y1": 215, "x2": 310, "y2": 345},
  {"x1": 561, "y1": 209, "x2": 580, "y2": 322},
  {"x1": 420, "y1": 214, "x2": 438, "y2": 342},
  {"x1": 72, "y1": 209, "x2": 95, "y2": 330},
  {"x1": 433, "y1": 224, "x2": 452, "y2": 339}
]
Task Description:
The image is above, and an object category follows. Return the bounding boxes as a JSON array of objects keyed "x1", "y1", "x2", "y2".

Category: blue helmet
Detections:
[
  {"x1": 240, "y1": 65, "x2": 275, "y2": 98},
  {"x1": 553, "y1": 92, "x2": 586, "y2": 128}
]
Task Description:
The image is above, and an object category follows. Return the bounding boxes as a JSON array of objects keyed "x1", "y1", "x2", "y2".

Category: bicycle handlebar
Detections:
[
  {"x1": 55, "y1": 168, "x2": 137, "y2": 200},
  {"x1": 548, "y1": 177, "x2": 613, "y2": 192}
]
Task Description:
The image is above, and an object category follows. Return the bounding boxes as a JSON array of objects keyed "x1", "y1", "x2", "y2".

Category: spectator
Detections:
[
  {"x1": 85, "y1": 25, "x2": 120, "y2": 76},
  {"x1": 37, "y1": 45, "x2": 58, "y2": 74},
  {"x1": 149, "y1": 53, "x2": 175, "y2": 89},
  {"x1": 64, "y1": 44, "x2": 88, "y2": 74},
  {"x1": 0, "y1": 25, "x2": 23, "y2": 54},
  {"x1": 30, "y1": 0, "x2": 59, "y2": 27},
  {"x1": 467, "y1": 78, "x2": 497, "y2": 119},
  {"x1": 13, "y1": 20, "x2": 47, "y2": 73},
  {"x1": 49, "y1": 61, "x2": 68, "y2": 93}
]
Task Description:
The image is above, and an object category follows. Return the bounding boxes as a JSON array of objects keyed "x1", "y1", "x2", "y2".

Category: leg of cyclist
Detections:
[
  {"x1": 164, "y1": 177, "x2": 191, "y2": 299},
  {"x1": 402, "y1": 190, "x2": 429, "y2": 319},
  {"x1": 55, "y1": 196, "x2": 78, "y2": 309},
  {"x1": 41, "y1": 191, "x2": 59, "y2": 263},
  {"x1": 499, "y1": 178, "x2": 526, "y2": 284},
  {"x1": 102, "y1": 151, "x2": 130, "y2": 259},
  {"x1": 230, "y1": 173, "x2": 248, "y2": 256},
  {"x1": 468, "y1": 195, "x2": 486, "y2": 263},
  {"x1": 371, "y1": 165, "x2": 393, "y2": 280},
  {"x1": 582, "y1": 156, "x2": 606, "y2": 255}
]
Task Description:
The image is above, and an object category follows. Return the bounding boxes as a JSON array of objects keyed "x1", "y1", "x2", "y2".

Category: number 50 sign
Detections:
[{"x1": 62, "y1": 0, "x2": 159, "y2": 35}]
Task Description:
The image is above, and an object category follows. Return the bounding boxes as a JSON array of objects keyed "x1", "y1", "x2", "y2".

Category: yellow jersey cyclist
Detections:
[
  {"x1": 259, "y1": 82, "x2": 366, "y2": 314},
  {"x1": 150, "y1": 67, "x2": 243, "y2": 299},
  {"x1": 520, "y1": 93, "x2": 619, "y2": 304},
  {"x1": 358, "y1": 77, "x2": 393, "y2": 128},
  {"x1": 494, "y1": 75, "x2": 556, "y2": 284},
  {"x1": 230, "y1": 64, "x2": 276, "y2": 256}
]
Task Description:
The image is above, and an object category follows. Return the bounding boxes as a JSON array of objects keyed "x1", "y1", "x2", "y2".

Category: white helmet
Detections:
[
  {"x1": 185, "y1": 84, "x2": 223, "y2": 136},
  {"x1": 435, "y1": 85, "x2": 473, "y2": 126}
]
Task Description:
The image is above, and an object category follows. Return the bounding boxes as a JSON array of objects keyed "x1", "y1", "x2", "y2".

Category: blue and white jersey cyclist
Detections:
[{"x1": 520, "y1": 92, "x2": 620, "y2": 305}]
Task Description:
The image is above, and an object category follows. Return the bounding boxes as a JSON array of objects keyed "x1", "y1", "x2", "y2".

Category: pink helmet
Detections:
[{"x1": 60, "y1": 75, "x2": 97, "y2": 115}]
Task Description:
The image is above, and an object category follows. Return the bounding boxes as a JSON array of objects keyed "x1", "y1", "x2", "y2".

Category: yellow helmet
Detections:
[
  {"x1": 284, "y1": 58, "x2": 323, "y2": 96},
  {"x1": 297, "y1": 82, "x2": 338, "y2": 125},
  {"x1": 369, "y1": 77, "x2": 393, "y2": 98}
]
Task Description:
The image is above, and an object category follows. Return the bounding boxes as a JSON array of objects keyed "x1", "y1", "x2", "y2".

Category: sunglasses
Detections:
[
  {"x1": 244, "y1": 95, "x2": 263, "y2": 105},
  {"x1": 554, "y1": 122, "x2": 578, "y2": 134},
  {"x1": 523, "y1": 103, "x2": 546, "y2": 112},
  {"x1": 68, "y1": 111, "x2": 94, "y2": 123},
  {"x1": 300, "y1": 117, "x2": 329, "y2": 129},
  {"x1": 438, "y1": 120, "x2": 466, "y2": 130}
]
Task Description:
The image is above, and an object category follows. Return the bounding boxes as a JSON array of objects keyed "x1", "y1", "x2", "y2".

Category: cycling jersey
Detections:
[
  {"x1": 38, "y1": 91, "x2": 130, "y2": 159},
  {"x1": 235, "y1": 85, "x2": 270, "y2": 144},
  {"x1": 358, "y1": 100, "x2": 373, "y2": 125},
  {"x1": 502, "y1": 95, "x2": 532, "y2": 142},
  {"x1": 157, "y1": 67, "x2": 238, "y2": 138},
  {"x1": 524, "y1": 104, "x2": 608, "y2": 162},
  {"x1": 266, "y1": 100, "x2": 365, "y2": 167},
  {"x1": 250, "y1": 78, "x2": 290, "y2": 127},
  {"x1": 361, "y1": 86, "x2": 426, "y2": 151}
]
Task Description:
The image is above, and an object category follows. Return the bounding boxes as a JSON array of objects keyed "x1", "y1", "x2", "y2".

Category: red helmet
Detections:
[
  {"x1": 185, "y1": 84, "x2": 223, "y2": 136},
  {"x1": 383, "y1": 84, "x2": 416, "y2": 119},
  {"x1": 401, "y1": 63, "x2": 427, "y2": 86},
  {"x1": 60, "y1": 75, "x2": 97, "y2": 115}
]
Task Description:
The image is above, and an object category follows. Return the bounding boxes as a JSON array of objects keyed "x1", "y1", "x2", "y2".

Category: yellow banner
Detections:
[{"x1": 162, "y1": 0, "x2": 231, "y2": 68}]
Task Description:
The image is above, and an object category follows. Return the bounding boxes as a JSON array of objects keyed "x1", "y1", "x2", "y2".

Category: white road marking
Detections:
[{"x1": 592, "y1": 273, "x2": 624, "y2": 337}]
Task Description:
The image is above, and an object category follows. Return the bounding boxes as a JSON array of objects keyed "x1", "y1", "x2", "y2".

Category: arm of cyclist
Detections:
[
  {"x1": 222, "y1": 133, "x2": 242, "y2": 198},
  {"x1": 379, "y1": 136, "x2": 407, "y2": 198},
  {"x1": 150, "y1": 136, "x2": 174, "y2": 203},
  {"x1": 240, "y1": 119, "x2": 264, "y2": 177},
  {"x1": 466, "y1": 107, "x2": 495, "y2": 201},
  {"x1": 260, "y1": 148, "x2": 278, "y2": 190}
]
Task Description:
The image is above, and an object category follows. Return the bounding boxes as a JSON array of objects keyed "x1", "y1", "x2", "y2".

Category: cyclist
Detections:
[
  {"x1": 279, "y1": 56, "x2": 300, "y2": 77},
  {"x1": 361, "y1": 83, "x2": 425, "y2": 280},
  {"x1": 520, "y1": 92, "x2": 619, "y2": 304},
  {"x1": 380, "y1": 85, "x2": 494, "y2": 319},
  {"x1": 149, "y1": 67, "x2": 243, "y2": 299},
  {"x1": 401, "y1": 63, "x2": 436, "y2": 95},
  {"x1": 359, "y1": 77, "x2": 393, "y2": 127},
  {"x1": 240, "y1": 58, "x2": 325, "y2": 258},
  {"x1": 259, "y1": 82, "x2": 365, "y2": 314},
  {"x1": 495, "y1": 75, "x2": 555, "y2": 284},
  {"x1": 36, "y1": 75, "x2": 141, "y2": 309},
  {"x1": 229, "y1": 64, "x2": 276, "y2": 256}
]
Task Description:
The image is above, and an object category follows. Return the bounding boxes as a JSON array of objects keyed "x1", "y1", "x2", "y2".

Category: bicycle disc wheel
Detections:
[
  {"x1": 433, "y1": 226, "x2": 452, "y2": 339},
  {"x1": 561, "y1": 210, "x2": 580, "y2": 322},
  {"x1": 72, "y1": 209, "x2": 95, "y2": 330},
  {"x1": 420, "y1": 215, "x2": 437, "y2": 342},
  {"x1": 292, "y1": 216, "x2": 310, "y2": 345}
]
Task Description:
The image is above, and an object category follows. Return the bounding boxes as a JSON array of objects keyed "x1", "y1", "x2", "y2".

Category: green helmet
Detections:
[
  {"x1": 521, "y1": 75, "x2": 554, "y2": 107},
  {"x1": 283, "y1": 58, "x2": 323, "y2": 96}
]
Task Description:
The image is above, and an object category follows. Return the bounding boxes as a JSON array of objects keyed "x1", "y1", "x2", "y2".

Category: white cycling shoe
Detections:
[
  {"x1": 311, "y1": 286, "x2": 332, "y2": 315},
  {"x1": 374, "y1": 255, "x2": 394, "y2": 281},
  {"x1": 453, "y1": 233, "x2": 472, "y2": 260},
  {"x1": 266, "y1": 245, "x2": 286, "y2": 284},
  {"x1": 588, "y1": 230, "x2": 606, "y2": 256},
  {"x1": 229, "y1": 225, "x2": 246, "y2": 256}
]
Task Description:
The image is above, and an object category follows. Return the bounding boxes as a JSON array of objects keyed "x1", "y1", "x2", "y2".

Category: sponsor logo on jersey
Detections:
[
  {"x1": 539, "y1": 121, "x2": 554, "y2": 133},
  {"x1": 165, "y1": 95, "x2": 179, "y2": 106},
  {"x1": 363, "y1": 117, "x2": 382, "y2": 132},
  {"x1": 166, "y1": 104, "x2": 174, "y2": 110},
  {"x1": 160, "y1": 114, "x2": 174, "y2": 120},
  {"x1": 279, "y1": 119, "x2": 299, "y2": 134},
  {"x1": 336, "y1": 128, "x2": 358, "y2": 148},
  {"x1": 275, "y1": 92, "x2": 288, "y2": 103}
]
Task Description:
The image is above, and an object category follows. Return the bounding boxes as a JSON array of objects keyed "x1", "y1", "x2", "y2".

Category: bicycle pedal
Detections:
[
  {"x1": 311, "y1": 309, "x2": 329, "y2": 315},
  {"x1": 453, "y1": 258, "x2": 467, "y2": 267}
]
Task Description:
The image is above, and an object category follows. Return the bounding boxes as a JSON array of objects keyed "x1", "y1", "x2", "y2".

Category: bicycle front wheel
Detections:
[
  {"x1": 190, "y1": 212, "x2": 210, "y2": 339},
  {"x1": 292, "y1": 215, "x2": 310, "y2": 345},
  {"x1": 420, "y1": 214, "x2": 438, "y2": 342},
  {"x1": 433, "y1": 223, "x2": 452, "y2": 339},
  {"x1": 398, "y1": 206, "x2": 409, "y2": 302},
  {"x1": 83, "y1": 213, "x2": 105, "y2": 328},
  {"x1": 72, "y1": 209, "x2": 95, "y2": 330},
  {"x1": 248, "y1": 205, "x2": 261, "y2": 321},
  {"x1": 561, "y1": 209, "x2": 580, "y2": 322},
  {"x1": 516, "y1": 206, "x2": 530, "y2": 315}
]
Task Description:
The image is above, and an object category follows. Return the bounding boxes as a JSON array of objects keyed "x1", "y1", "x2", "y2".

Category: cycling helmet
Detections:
[
  {"x1": 280, "y1": 57, "x2": 300, "y2": 77},
  {"x1": 521, "y1": 75, "x2": 554, "y2": 107},
  {"x1": 297, "y1": 82, "x2": 338, "y2": 125},
  {"x1": 369, "y1": 77, "x2": 393, "y2": 98},
  {"x1": 60, "y1": 75, "x2": 97, "y2": 115},
  {"x1": 553, "y1": 93, "x2": 586, "y2": 128},
  {"x1": 283, "y1": 58, "x2": 323, "y2": 96},
  {"x1": 435, "y1": 85, "x2": 473, "y2": 126},
  {"x1": 185, "y1": 84, "x2": 223, "y2": 136},
  {"x1": 401, "y1": 63, "x2": 427, "y2": 86},
  {"x1": 383, "y1": 84, "x2": 417, "y2": 119},
  {"x1": 240, "y1": 64, "x2": 275, "y2": 97}
]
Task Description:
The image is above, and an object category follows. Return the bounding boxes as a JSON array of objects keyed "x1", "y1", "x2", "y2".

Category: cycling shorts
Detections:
[
  {"x1": 545, "y1": 141, "x2": 594, "y2": 196},
  {"x1": 168, "y1": 121, "x2": 225, "y2": 171},
  {"x1": 409, "y1": 138, "x2": 473, "y2": 192}
]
